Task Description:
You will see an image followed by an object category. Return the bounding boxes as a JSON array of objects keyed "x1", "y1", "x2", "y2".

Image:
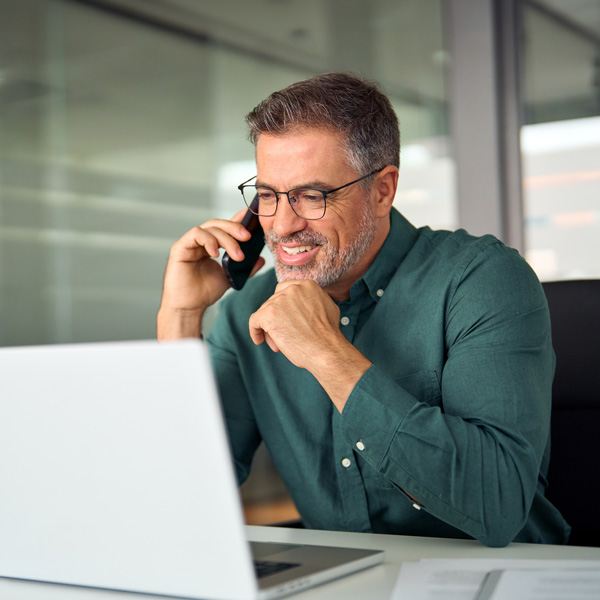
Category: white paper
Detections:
[
  {"x1": 477, "y1": 568, "x2": 600, "y2": 600},
  {"x1": 391, "y1": 559, "x2": 600, "y2": 600}
]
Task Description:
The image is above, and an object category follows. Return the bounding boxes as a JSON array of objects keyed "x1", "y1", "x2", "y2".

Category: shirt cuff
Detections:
[{"x1": 340, "y1": 363, "x2": 419, "y2": 470}]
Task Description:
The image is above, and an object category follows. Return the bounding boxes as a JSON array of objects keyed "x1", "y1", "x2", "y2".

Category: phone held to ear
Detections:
[{"x1": 222, "y1": 199, "x2": 265, "y2": 290}]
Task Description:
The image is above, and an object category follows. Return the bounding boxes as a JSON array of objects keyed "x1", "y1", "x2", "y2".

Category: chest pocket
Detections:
[{"x1": 394, "y1": 369, "x2": 442, "y2": 407}]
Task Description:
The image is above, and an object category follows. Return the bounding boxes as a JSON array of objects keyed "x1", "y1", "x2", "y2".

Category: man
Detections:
[{"x1": 158, "y1": 73, "x2": 570, "y2": 547}]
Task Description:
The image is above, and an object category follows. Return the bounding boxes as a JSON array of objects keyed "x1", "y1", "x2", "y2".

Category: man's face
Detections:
[{"x1": 256, "y1": 129, "x2": 378, "y2": 297}]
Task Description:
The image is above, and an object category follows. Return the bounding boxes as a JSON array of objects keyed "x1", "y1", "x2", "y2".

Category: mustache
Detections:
[{"x1": 265, "y1": 230, "x2": 328, "y2": 246}]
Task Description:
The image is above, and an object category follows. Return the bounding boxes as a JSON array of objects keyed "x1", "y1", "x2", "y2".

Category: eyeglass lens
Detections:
[{"x1": 241, "y1": 186, "x2": 326, "y2": 220}]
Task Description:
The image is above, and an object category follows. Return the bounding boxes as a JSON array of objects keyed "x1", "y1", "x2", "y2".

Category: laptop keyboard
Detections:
[{"x1": 254, "y1": 560, "x2": 300, "y2": 579}]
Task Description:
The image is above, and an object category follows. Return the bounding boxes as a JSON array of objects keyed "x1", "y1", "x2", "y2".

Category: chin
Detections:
[
  {"x1": 274, "y1": 264, "x2": 316, "y2": 282},
  {"x1": 274, "y1": 262, "x2": 342, "y2": 289}
]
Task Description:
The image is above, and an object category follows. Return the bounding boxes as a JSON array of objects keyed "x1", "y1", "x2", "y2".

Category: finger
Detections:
[
  {"x1": 169, "y1": 227, "x2": 215, "y2": 261},
  {"x1": 200, "y1": 226, "x2": 248, "y2": 260},
  {"x1": 273, "y1": 279, "x2": 312, "y2": 293},
  {"x1": 230, "y1": 208, "x2": 250, "y2": 224},
  {"x1": 200, "y1": 218, "x2": 253, "y2": 243},
  {"x1": 264, "y1": 333, "x2": 280, "y2": 353},
  {"x1": 248, "y1": 312, "x2": 266, "y2": 346},
  {"x1": 176, "y1": 221, "x2": 249, "y2": 261}
]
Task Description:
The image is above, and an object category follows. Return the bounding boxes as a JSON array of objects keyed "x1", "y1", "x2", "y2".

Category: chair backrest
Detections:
[{"x1": 542, "y1": 280, "x2": 600, "y2": 547}]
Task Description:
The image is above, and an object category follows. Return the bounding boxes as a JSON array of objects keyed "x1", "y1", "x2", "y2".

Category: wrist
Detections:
[
  {"x1": 157, "y1": 306, "x2": 205, "y2": 340},
  {"x1": 311, "y1": 335, "x2": 372, "y2": 413}
]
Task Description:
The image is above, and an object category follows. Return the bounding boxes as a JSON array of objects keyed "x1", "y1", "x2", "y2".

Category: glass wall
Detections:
[
  {"x1": 521, "y1": 0, "x2": 600, "y2": 280},
  {"x1": 0, "y1": 0, "x2": 454, "y2": 348},
  {"x1": 0, "y1": 0, "x2": 452, "y2": 523}
]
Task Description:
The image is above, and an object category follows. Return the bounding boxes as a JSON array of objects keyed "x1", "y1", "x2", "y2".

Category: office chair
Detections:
[{"x1": 542, "y1": 279, "x2": 600, "y2": 547}]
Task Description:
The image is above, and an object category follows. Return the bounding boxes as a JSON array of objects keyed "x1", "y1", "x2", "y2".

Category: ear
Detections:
[{"x1": 373, "y1": 166, "x2": 399, "y2": 218}]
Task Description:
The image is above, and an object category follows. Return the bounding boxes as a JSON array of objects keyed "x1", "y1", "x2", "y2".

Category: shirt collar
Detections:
[{"x1": 348, "y1": 207, "x2": 419, "y2": 304}]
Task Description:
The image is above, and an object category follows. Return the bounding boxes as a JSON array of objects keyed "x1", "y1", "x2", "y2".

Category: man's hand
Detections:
[
  {"x1": 157, "y1": 211, "x2": 265, "y2": 340},
  {"x1": 249, "y1": 280, "x2": 341, "y2": 362},
  {"x1": 248, "y1": 280, "x2": 372, "y2": 411}
]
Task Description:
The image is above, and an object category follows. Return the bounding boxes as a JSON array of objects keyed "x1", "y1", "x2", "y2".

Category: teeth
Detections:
[{"x1": 282, "y1": 245, "x2": 313, "y2": 255}]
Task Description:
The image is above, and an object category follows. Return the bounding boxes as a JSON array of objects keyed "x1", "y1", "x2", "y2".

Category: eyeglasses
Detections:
[{"x1": 237, "y1": 167, "x2": 384, "y2": 220}]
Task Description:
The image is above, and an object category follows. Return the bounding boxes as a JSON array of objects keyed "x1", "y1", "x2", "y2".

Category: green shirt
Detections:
[{"x1": 207, "y1": 208, "x2": 570, "y2": 547}]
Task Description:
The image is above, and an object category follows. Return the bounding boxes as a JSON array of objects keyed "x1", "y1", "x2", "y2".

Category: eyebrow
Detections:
[{"x1": 255, "y1": 179, "x2": 335, "y2": 191}]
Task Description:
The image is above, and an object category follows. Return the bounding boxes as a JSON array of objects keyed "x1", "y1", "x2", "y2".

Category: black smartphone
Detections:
[{"x1": 222, "y1": 198, "x2": 265, "y2": 290}]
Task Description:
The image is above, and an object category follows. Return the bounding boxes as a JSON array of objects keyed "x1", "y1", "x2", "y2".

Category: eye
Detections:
[
  {"x1": 256, "y1": 187, "x2": 276, "y2": 202},
  {"x1": 294, "y1": 190, "x2": 324, "y2": 203}
]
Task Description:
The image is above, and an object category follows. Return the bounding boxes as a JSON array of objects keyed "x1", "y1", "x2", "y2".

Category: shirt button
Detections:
[
  {"x1": 341, "y1": 458, "x2": 352, "y2": 468},
  {"x1": 356, "y1": 441, "x2": 365, "y2": 451},
  {"x1": 376, "y1": 289, "x2": 384, "y2": 297},
  {"x1": 340, "y1": 316, "x2": 350, "y2": 326}
]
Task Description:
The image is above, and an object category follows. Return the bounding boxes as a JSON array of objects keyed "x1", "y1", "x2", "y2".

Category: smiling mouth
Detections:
[{"x1": 282, "y1": 245, "x2": 314, "y2": 255}]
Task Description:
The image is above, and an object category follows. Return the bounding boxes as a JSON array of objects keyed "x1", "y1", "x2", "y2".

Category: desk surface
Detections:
[{"x1": 2, "y1": 526, "x2": 599, "y2": 600}]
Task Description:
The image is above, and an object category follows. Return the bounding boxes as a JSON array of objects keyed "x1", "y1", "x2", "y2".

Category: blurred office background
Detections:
[{"x1": 1, "y1": 0, "x2": 599, "y2": 523}]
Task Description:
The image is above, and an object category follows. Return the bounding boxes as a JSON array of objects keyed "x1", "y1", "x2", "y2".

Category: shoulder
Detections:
[
  {"x1": 423, "y1": 230, "x2": 547, "y2": 335},
  {"x1": 411, "y1": 226, "x2": 532, "y2": 283},
  {"x1": 392, "y1": 223, "x2": 545, "y2": 318},
  {"x1": 413, "y1": 226, "x2": 506, "y2": 264}
]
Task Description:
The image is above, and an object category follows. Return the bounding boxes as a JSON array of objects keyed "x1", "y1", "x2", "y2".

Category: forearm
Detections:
[{"x1": 310, "y1": 336, "x2": 373, "y2": 412}]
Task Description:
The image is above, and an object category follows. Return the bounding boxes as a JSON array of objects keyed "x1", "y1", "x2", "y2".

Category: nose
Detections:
[{"x1": 270, "y1": 193, "x2": 307, "y2": 237}]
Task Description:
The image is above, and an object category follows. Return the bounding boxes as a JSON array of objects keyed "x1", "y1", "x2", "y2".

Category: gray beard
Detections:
[{"x1": 265, "y1": 201, "x2": 376, "y2": 288}]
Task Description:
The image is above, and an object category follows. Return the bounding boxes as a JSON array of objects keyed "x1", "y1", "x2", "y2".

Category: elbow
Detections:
[
  {"x1": 474, "y1": 442, "x2": 539, "y2": 547},
  {"x1": 475, "y1": 490, "x2": 532, "y2": 547},
  {"x1": 477, "y1": 524, "x2": 519, "y2": 548}
]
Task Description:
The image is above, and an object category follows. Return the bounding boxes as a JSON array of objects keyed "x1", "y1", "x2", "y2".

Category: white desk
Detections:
[{"x1": 1, "y1": 526, "x2": 599, "y2": 600}]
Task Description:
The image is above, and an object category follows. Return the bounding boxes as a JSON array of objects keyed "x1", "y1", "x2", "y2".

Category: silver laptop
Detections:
[{"x1": 0, "y1": 339, "x2": 383, "y2": 600}]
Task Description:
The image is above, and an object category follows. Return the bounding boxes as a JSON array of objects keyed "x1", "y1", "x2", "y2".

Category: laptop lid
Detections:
[
  {"x1": 0, "y1": 340, "x2": 383, "y2": 600},
  {"x1": 0, "y1": 340, "x2": 258, "y2": 600}
]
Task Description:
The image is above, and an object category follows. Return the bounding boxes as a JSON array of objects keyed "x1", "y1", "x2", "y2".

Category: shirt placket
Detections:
[
  {"x1": 332, "y1": 295, "x2": 373, "y2": 532},
  {"x1": 338, "y1": 299, "x2": 360, "y2": 343}
]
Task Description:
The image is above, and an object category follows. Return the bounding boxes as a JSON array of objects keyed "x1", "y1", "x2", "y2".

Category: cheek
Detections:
[
  {"x1": 320, "y1": 228, "x2": 345, "y2": 255},
  {"x1": 258, "y1": 216, "x2": 271, "y2": 231},
  {"x1": 259, "y1": 216, "x2": 279, "y2": 243},
  {"x1": 320, "y1": 210, "x2": 355, "y2": 249}
]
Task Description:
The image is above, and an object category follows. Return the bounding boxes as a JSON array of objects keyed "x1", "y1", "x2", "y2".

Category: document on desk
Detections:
[
  {"x1": 391, "y1": 559, "x2": 600, "y2": 600},
  {"x1": 476, "y1": 568, "x2": 600, "y2": 600}
]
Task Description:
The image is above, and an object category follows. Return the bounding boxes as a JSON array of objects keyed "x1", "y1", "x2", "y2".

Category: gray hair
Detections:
[{"x1": 245, "y1": 73, "x2": 400, "y2": 179}]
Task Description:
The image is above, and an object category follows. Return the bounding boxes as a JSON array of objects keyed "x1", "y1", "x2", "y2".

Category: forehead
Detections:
[{"x1": 255, "y1": 129, "x2": 354, "y2": 185}]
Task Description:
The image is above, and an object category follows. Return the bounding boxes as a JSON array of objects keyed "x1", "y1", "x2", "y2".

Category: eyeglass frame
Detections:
[{"x1": 237, "y1": 166, "x2": 385, "y2": 220}]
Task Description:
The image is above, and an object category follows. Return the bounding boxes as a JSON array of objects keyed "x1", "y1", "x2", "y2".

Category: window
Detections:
[
  {"x1": 521, "y1": 0, "x2": 600, "y2": 280},
  {"x1": 0, "y1": 0, "x2": 454, "y2": 346}
]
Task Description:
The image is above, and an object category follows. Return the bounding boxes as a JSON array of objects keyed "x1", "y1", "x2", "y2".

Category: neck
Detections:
[{"x1": 324, "y1": 218, "x2": 391, "y2": 302}]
